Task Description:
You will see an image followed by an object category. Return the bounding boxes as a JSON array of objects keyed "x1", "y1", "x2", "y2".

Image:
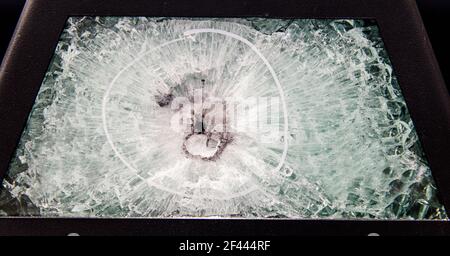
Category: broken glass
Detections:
[{"x1": 0, "y1": 17, "x2": 446, "y2": 219}]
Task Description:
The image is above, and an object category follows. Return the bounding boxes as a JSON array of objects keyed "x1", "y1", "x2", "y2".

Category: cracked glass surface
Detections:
[{"x1": 0, "y1": 17, "x2": 447, "y2": 219}]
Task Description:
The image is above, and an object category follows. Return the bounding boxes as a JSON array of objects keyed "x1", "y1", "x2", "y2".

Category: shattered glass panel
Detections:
[{"x1": 0, "y1": 17, "x2": 447, "y2": 219}]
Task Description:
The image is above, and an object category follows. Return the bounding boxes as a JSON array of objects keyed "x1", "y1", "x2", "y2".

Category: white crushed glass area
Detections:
[{"x1": 0, "y1": 17, "x2": 446, "y2": 219}]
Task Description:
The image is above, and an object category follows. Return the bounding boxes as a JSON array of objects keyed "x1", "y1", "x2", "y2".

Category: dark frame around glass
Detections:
[{"x1": 0, "y1": 0, "x2": 449, "y2": 235}]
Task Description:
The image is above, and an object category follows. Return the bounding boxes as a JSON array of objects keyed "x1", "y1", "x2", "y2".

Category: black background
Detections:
[{"x1": 0, "y1": 0, "x2": 449, "y2": 94}]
